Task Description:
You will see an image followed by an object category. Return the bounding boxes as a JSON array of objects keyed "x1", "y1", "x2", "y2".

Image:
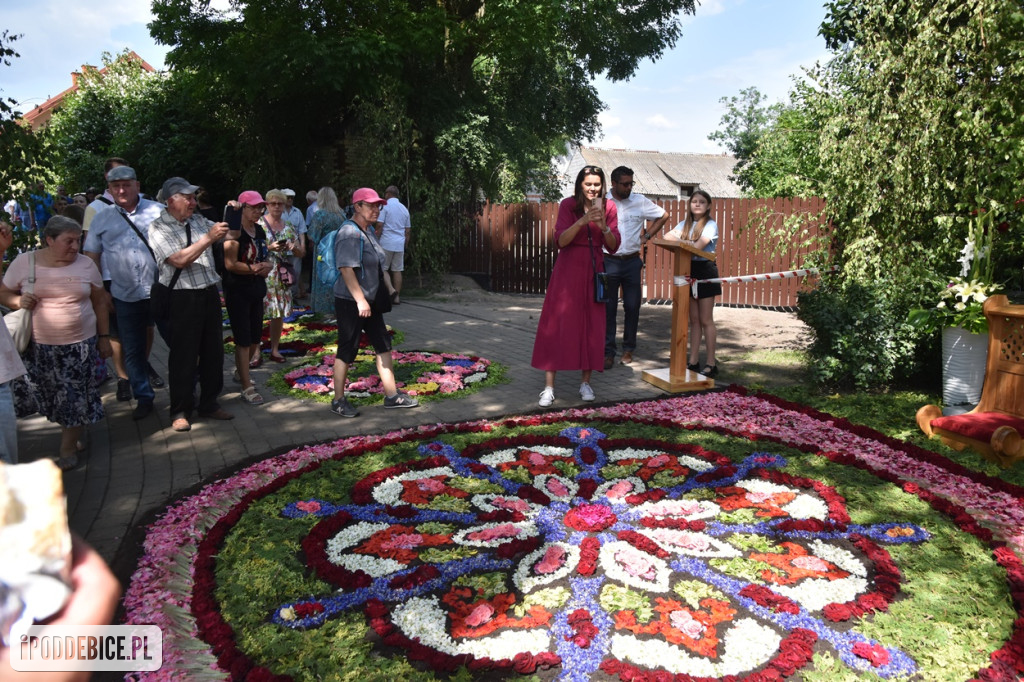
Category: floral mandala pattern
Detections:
[
  {"x1": 273, "y1": 428, "x2": 927, "y2": 680},
  {"x1": 123, "y1": 390, "x2": 1024, "y2": 682},
  {"x1": 276, "y1": 350, "x2": 501, "y2": 403}
]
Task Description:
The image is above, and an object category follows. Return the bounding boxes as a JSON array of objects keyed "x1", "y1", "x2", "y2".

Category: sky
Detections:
[{"x1": 2, "y1": 0, "x2": 830, "y2": 155}]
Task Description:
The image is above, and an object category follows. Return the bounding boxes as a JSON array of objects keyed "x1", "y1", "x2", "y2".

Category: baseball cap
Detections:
[
  {"x1": 352, "y1": 188, "x2": 385, "y2": 205},
  {"x1": 281, "y1": 188, "x2": 296, "y2": 197},
  {"x1": 161, "y1": 176, "x2": 200, "y2": 198},
  {"x1": 107, "y1": 166, "x2": 137, "y2": 181},
  {"x1": 238, "y1": 190, "x2": 265, "y2": 206}
]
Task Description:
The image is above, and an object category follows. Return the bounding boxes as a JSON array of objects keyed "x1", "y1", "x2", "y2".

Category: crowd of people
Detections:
[
  {"x1": 0, "y1": 158, "x2": 420, "y2": 466},
  {"x1": 1, "y1": 160, "x2": 720, "y2": 465}
]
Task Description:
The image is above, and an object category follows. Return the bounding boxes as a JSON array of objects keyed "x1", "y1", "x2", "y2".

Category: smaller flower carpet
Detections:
[
  {"x1": 268, "y1": 351, "x2": 507, "y2": 406},
  {"x1": 224, "y1": 308, "x2": 405, "y2": 359},
  {"x1": 124, "y1": 388, "x2": 1024, "y2": 682}
]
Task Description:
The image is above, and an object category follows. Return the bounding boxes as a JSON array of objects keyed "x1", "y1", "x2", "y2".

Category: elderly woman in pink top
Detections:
[{"x1": 0, "y1": 215, "x2": 111, "y2": 470}]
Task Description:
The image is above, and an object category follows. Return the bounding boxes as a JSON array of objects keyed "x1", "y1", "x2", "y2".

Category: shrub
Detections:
[{"x1": 797, "y1": 277, "x2": 926, "y2": 390}]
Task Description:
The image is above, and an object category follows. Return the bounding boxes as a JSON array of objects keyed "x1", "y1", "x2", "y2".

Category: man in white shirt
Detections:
[
  {"x1": 84, "y1": 166, "x2": 166, "y2": 420},
  {"x1": 375, "y1": 186, "x2": 411, "y2": 304},
  {"x1": 604, "y1": 165, "x2": 669, "y2": 368}
]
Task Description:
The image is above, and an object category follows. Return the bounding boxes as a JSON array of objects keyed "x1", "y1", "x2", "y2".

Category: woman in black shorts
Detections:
[
  {"x1": 328, "y1": 188, "x2": 419, "y2": 418},
  {"x1": 222, "y1": 191, "x2": 272, "y2": 404}
]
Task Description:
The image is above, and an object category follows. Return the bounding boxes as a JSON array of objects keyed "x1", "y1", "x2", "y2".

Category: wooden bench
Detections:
[{"x1": 916, "y1": 294, "x2": 1024, "y2": 468}]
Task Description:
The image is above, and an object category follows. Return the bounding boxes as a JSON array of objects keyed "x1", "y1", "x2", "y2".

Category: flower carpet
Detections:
[
  {"x1": 223, "y1": 308, "x2": 405, "y2": 359},
  {"x1": 123, "y1": 388, "x2": 1024, "y2": 681},
  {"x1": 269, "y1": 350, "x2": 506, "y2": 405}
]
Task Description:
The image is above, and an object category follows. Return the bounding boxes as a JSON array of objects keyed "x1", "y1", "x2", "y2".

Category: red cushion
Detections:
[{"x1": 931, "y1": 412, "x2": 1024, "y2": 442}]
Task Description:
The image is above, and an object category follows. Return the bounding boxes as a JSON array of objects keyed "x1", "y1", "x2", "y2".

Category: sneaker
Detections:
[
  {"x1": 384, "y1": 392, "x2": 420, "y2": 409},
  {"x1": 538, "y1": 386, "x2": 555, "y2": 407},
  {"x1": 241, "y1": 386, "x2": 264, "y2": 405},
  {"x1": 147, "y1": 363, "x2": 165, "y2": 388},
  {"x1": 579, "y1": 382, "x2": 596, "y2": 401},
  {"x1": 330, "y1": 397, "x2": 359, "y2": 418},
  {"x1": 116, "y1": 378, "x2": 132, "y2": 401}
]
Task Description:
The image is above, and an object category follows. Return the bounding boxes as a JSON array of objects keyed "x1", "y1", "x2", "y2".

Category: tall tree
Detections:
[
  {"x1": 0, "y1": 31, "x2": 48, "y2": 242},
  {"x1": 793, "y1": 0, "x2": 1024, "y2": 388},
  {"x1": 707, "y1": 86, "x2": 783, "y2": 192},
  {"x1": 147, "y1": 0, "x2": 698, "y2": 272},
  {"x1": 145, "y1": 0, "x2": 699, "y2": 180}
]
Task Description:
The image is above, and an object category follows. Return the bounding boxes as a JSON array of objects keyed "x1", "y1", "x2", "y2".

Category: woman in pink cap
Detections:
[
  {"x1": 328, "y1": 188, "x2": 418, "y2": 418},
  {"x1": 222, "y1": 191, "x2": 273, "y2": 404}
]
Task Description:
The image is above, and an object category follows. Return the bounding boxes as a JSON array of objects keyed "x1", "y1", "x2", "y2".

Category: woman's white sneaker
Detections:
[
  {"x1": 579, "y1": 382, "x2": 595, "y2": 401},
  {"x1": 538, "y1": 386, "x2": 555, "y2": 407}
]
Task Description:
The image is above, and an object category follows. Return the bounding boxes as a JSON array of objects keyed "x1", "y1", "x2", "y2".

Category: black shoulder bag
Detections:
[
  {"x1": 587, "y1": 224, "x2": 612, "y2": 303},
  {"x1": 150, "y1": 221, "x2": 192, "y2": 322}
]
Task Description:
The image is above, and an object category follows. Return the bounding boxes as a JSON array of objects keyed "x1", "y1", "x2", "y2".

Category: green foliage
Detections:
[
  {"x1": 719, "y1": 1, "x2": 1024, "y2": 389},
  {"x1": 671, "y1": 579, "x2": 728, "y2": 609},
  {"x1": 797, "y1": 275, "x2": 929, "y2": 389},
  {"x1": 146, "y1": 0, "x2": 698, "y2": 272},
  {"x1": 810, "y1": 0, "x2": 1024, "y2": 308},
  {"x1": 0, "y1": 32, "x2": 49, "y2": 229}
]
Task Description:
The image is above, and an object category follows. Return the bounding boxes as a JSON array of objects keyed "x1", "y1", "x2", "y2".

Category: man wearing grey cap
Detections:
[
  {"x1": 148, "y1": 177, "x2": 233, "y2": 432},
  {"x1": 84, "y1": 165, "x2": 166, "y2": 420}
]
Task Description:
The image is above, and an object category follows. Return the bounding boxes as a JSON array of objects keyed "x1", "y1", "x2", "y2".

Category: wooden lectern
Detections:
[{"x1": 642, "y1": 238, "x2": 716, "y2": 393}]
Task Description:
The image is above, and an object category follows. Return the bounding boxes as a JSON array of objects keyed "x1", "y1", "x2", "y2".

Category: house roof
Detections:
[
  {"x1": 20, "y1": 51, "x2": 155, "y2": 131},
  {"x1": 562, "y1": 146, "x2": 743, "y2": 199}
]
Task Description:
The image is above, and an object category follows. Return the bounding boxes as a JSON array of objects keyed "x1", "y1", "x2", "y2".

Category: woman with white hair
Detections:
[{"x1": 258, "y1": 188, "x2": 304, "y2": 363}]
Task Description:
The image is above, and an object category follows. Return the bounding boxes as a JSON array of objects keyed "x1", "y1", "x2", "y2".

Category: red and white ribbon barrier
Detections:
[{"x1": 673, "y1": 265, "x2": 839, "y2": 297}]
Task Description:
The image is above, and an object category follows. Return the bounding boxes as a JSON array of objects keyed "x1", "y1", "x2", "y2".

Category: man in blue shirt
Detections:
[{"x1": 84, "y1": 166, "x2": 166, "y2": 420}]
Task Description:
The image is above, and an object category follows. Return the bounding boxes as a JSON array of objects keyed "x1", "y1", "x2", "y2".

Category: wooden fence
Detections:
[{"x1": 449, "y1": 197, "x2": 826, "y2": 309}]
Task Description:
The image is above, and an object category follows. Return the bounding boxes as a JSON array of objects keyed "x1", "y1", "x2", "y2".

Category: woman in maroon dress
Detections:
[{"x1": 531, "y1": 166, "x2": 619, "y2": 406}]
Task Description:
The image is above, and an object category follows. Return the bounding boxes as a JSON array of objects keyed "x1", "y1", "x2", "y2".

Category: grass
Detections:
[{"x1": 740, "y1": 348, "x2": 1024, "y2": 489}]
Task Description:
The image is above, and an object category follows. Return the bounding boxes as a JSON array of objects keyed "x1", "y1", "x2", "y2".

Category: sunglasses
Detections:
[{"x1": 582, "y1": 166, "x2": 603, "y2": 173}]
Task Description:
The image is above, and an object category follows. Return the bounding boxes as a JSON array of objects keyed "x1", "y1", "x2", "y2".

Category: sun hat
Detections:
[
  {"x1": 237, "y1": 190, "x2": 265, "y2": 206},
  {"x1": 352, "y1": 188, "x2": 385, "y2": 205}
]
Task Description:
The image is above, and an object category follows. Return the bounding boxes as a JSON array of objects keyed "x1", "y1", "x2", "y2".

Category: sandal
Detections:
[
  {"x1": 241, "y1": 386, "x2": 264, "y2": 405},
  {"x1": 700, "y1": 364, "x2": 719, "y2": 378},
  {"x1": 52, "y1": 453, "x2": 79, "y2": 471},
  {"x1": 269, "y1": 353, "x2": 287, "y2": 363},
  {"x1": 687, "y1": 362, "x2": 700, "y2": 372},
  {"x1": 249, "y1": 355, "x2": 263, "y2": 369}
]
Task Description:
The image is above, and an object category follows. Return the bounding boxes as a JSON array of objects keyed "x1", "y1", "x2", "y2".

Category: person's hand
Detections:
[
  {"x1": 208, "y1": 222, "x2": 230, "y2": 242},
  {"x1": 585, "y1": 204, "x2": 603, "y2": 225},
  {"x1": 18, "y1": 292, "x2": 37, "y2": 311},
  {"x1": 0, "y1": 222, "x2": 13, "y2": 253},
  {"x1": 50, "y1": 534, "x2": 121, "y2": 628},
  {"x1": 255, "y1": 262, "x2": 272, "y2": 278},
  {"x1": 0, "y1": 535, "x2": 121, "y2": 682},
  {"x1": 357, "y1": 299, "x2": 371, "y2": 317},
  {"x1": 96, "y1": 337, "x2": 112, "y2": 360}
]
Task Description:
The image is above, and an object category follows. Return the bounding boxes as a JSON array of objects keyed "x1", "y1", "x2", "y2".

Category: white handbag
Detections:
[{"x1": 3, "y1": 251, "x2": 35, "y2": 354}]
